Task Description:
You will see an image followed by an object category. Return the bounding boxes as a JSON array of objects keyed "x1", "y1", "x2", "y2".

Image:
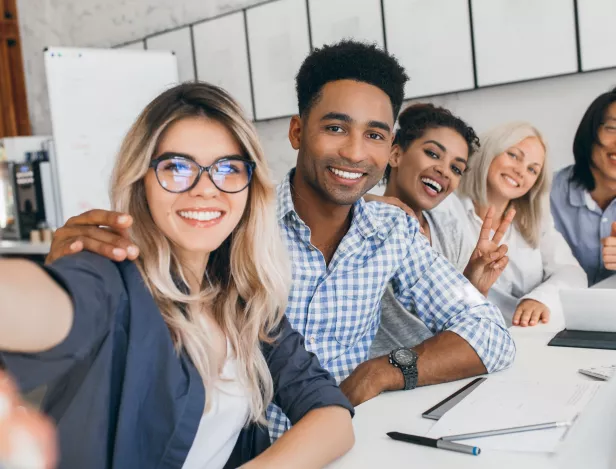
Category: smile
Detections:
[
  {"x1": 502, "y1": 175, "x2": 520, "y2": 188},
  {"x1": 178, "y1": 210, "x2": 223, "y2": 222},
  {"x1": 421, "y1": 177, "x2": 443, "y2": 194},
  {"x1": 328, "y1": 167, "x2": 364, "y2": 180}
]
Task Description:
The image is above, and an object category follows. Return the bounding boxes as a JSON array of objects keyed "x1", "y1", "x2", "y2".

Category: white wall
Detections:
[{"x1": 16, "y1": 0, "x2": 616, "y2": 183}]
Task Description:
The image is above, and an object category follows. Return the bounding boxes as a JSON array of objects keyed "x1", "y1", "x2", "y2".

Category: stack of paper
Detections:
[{"x1": 426, "y1": 378, "x2": 603, "y2": 453}]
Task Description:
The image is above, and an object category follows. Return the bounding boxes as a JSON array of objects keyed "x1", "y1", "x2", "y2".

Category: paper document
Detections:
[{"x1": 426, "y1": 378, "x2": 603, "y2": 453}]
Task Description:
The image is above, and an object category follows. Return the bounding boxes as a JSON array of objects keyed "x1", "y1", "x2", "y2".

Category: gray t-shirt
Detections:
[{"x1": 369, "y1": 208, "x2": 467, "y2": 358}]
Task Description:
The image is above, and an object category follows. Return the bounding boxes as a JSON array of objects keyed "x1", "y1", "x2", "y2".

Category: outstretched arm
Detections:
[{"x1": 0, "y1": 259, "x2": 73, "y2": 352}]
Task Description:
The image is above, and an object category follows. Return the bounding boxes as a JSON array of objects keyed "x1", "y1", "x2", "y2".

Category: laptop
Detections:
[{"x1": 548, "y1": 289, "x2": 616, "y2": 350}]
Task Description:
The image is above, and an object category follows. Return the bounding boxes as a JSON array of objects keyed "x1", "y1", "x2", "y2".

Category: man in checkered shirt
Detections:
[
  {"x1": 266, "y1": 41, "x2": 515, "y2": 439},
  {"x1": 44, "y1": 41, "x2": 516, "y2": 443}
]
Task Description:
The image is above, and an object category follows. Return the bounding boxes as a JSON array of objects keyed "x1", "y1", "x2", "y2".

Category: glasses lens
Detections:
[
  {"x1": 211, "y1": 159, "x2": 252, "y2": 192},
  {"x1": 155, "y1": 157, "x2": 199, "y2": 192}
]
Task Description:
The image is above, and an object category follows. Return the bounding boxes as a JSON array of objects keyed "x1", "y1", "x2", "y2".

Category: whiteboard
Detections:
[
  {"x1": 384, "y1": 0, "x2": 475, "y2": 98},
  {"x1": 577, "y1": 0, "x2": 616, "y2": 71},
  {"x1": 45, "y1": 47, "x2": 178, "y2": 222},
  {"x1": 193, "y1": 12, "x2": 254, "y2": 120},
  {"x1": 246, "y1": 0, "x2": 311, "y2": 120},
  {"x1": 308, "y1": 0, "x2": 383, "y2": 49},
  {"x1": 118, "y1": 40, "x2": 145, "y2": 50},
  {"x1": 472, "y1": 0, "x2": 578, "y2": 87},
  {"x1": 146, "y1": 27, "x2": 195, "y2": 82}
]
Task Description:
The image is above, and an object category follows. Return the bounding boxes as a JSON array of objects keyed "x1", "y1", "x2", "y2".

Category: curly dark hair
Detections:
[
  {"x1": 295, "y1": 40, "x2": 408, "y2": 120},
  {"x1": 383, "y1": 103, "x2": 480, "y2": 182}
]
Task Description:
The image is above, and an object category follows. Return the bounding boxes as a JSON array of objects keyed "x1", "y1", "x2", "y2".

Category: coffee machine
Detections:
[{"x1": 0, "y1": 161, "x2": 47, "y2": 240}]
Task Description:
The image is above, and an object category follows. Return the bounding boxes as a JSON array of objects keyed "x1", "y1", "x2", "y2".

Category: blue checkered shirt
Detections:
[{"x1": 267, "y1": 171, "x2": 516, "y2": 439}]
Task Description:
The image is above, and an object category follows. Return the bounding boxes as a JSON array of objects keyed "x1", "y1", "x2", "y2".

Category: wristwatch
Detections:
[{"x1": 389, "y1": 347, "x2": 419, "y2": 391}]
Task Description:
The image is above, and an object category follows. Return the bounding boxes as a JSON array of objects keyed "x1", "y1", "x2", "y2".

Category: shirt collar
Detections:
[
  {"x1": 276, "y1": 168, "x2": 382, "y2": 239},
  {"x1": 566, "y1": 176, "x2": 600, "y2": 212}
]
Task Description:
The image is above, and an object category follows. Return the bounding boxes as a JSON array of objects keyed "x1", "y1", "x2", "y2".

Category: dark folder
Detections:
[{"x1": 548, "y1": 329, "x2": 616, "y2": 350}]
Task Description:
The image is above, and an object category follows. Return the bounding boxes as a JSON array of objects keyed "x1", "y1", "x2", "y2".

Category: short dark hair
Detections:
[
  {"x1": 572, "y1": 86, "x2": 616, "y2": 191},
  {"x1": 295, "y1": 40, "x2": 408, "y2": 120},
  {"x1": 383, "y1": 103, "x2": 480, "y2": 182}
]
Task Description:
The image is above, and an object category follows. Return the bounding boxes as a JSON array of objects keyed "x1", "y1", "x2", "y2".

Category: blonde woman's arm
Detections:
[
  {"x1": 0, "y1": 252, "x2": 125, "y2": 392},
  {"x1": 515, "y1": 212, "x2": 588, "y2": 326},
  {"x1": 242, "y1": 407, "x2": 353, "y2": 469},
  {"x1": 0, "y1": 259, "x2": 73, "y2": 352},
  {"x1": 246, "y1": 316, "x2": 354, "y2": 468}
]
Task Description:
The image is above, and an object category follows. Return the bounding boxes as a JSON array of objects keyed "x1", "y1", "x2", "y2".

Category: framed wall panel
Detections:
[
  {"x1": 472, "y1": 0, "x2": 578, "y2": 87},
  {"x1": 193, "y1": 11, "x2": 254, "y2": 119},
  {"x1": 246, "y1": 0, "x2": 311, "y2": 120},
  {"x1": 577, "y1": 0, "x2": 616, "y2": 72},
  {"x1": 308, "y1": 0, "x2": 384, "y2": 49},
  {"x1": 146, "y1": 27, "x2": 195, "y2": 82},
  {"x1": 384, "y1": 0, "x2": 475, "y2": 99}
]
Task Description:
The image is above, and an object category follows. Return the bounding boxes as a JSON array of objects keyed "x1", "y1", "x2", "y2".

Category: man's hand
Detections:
[
  {"x1": 0, "y1": 371, "x2": 57, "y2": 469},
  {"x1": 46, "y1": 209, "x2": 139, "y2": 264},
  {"x1": 512, "y1": 299, "x2": 550, "y2": 327},
  {"x1": 339, "y1": 356, "x2": 403, "y2": 407},
  {"x1": 363, "y1": 194, "x2": 418, "y2": 220},
  {"x1": 602, "y1": 222, "x2": 616, "y2": 270},
  {"x1": 463, "y1": 206, "x2": 515, "y2": 296}
]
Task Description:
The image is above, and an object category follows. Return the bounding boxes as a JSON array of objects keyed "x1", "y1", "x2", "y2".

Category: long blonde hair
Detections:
[
  {"x1": 110, "y1": 82, "x2": 290, "y2": 423},
  {"x1": 457, "y1": 121, "x2": 551, "y2": 248}
]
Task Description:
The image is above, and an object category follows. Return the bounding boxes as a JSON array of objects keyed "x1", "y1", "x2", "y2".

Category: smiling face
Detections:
[
  {"x1": 144, "y1": 116, "x2": 249, "y2": 267},
  {"x1": 486, "y1": 136, "x2": 545, "y2": 202},
  {"x1": 387, "y1": 127, "x2": 470, "y2": 211},
  {"x1": 591, "y1": 101, "x2": 616, "y2": 184},
  {"x1": 290, "y1": 79, "x2": 395, "y2": 206}
]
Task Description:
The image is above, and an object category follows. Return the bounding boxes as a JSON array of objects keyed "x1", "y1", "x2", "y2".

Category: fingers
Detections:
[
  {"x1": 0, "y1": 372, "x2": 57, "y2": 469},
  {"x1": 612, "y1": 221, "x2": 616, "y2": 237},
  {"x1": 47, "y1": 221, "x2": 139, "y2": 265},
  {"x1": 492, "y1": 207, "x2": 516, "y2": 245},
  {"x1": 603, "y1": 244, "x2": 616, "y2": 270},
  {"x1": 478, "y1": 206, "x2": 495, "y2": 242},
  {"x1": 65, "y1": 209, "x2": 133, "y2": 231}
]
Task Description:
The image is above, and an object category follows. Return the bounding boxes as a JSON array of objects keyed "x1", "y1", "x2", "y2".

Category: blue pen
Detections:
[{"x1": 387, "y1": 431, "x2": 481, "y2": 456}]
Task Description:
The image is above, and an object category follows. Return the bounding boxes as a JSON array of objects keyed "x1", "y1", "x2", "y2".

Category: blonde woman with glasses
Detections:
[
  {"x1": 446, "y1": 122, "x2": 587, "y2": 327},
  {"x1": 0, "y1": 82, "x2": 354, "y2": 469}
]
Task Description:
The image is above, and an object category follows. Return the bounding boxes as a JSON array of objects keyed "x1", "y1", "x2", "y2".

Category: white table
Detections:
[
  {"x1": 327, "y1": 317, "x2": 616, "y2": 468},
  {"x1": 0, "y1": 240, "x2": 50, "y2": 255}
]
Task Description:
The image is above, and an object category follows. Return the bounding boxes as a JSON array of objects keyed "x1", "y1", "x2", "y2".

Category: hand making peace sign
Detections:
[{"x1": 463, "y1": 206, "x2": 516, "y2": 296}]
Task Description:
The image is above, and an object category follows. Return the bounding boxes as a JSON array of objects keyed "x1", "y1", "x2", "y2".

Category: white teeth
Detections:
[
  {"x1": 421, "y1": 177, "x2": 442, "y2": 193},
  {"x1": 609, "y1": 154, "x2": 616, "y2": 160},
  {"x1": 330, "y1": 167, "x2": 363, "y2": 180},
  {"x1": 178, "y1": 211, "x2": 222, "y2": 221},
  {"x1": 503, "y1": 175, "x2": 520, "y2": 187}
]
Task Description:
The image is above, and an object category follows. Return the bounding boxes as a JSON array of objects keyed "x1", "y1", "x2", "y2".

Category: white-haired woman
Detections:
[
  {"x1": 449, "y1": 122, "x2": 587, "y2": 327},
  {"x1": 0, "y1": 82, "x2": 354, "y2": 469}
]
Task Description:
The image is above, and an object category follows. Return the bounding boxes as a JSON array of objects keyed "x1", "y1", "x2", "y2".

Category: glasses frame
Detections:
[{"x1": 149, "y1": 154, "x2": 257, "y2": 194}]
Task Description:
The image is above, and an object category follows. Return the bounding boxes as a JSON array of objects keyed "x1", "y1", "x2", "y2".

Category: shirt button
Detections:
[
  {"x1": 309, "y1": 336, "x2": 316, "y2": 344},
  {"x1": 602, "y1": 217, "x2": 608, "y2": 223}
]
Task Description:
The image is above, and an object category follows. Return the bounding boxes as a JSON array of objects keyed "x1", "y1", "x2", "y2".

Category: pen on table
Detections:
[
  {"x1": 387, "y1": 431, "x2": 481, "y2": 456},
  {"x1": 440, "y1": 420, "x2": 572, "y2": 442}
]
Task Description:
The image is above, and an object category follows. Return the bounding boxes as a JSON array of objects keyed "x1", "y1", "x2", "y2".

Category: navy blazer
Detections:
[{"x1": 2, "y1": 252, "x2": 353, "y2": 468}]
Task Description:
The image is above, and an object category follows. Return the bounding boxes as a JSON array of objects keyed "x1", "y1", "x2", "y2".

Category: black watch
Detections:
[{"x1": 389, "y1": 347, "x2": 418, "y2": 391}]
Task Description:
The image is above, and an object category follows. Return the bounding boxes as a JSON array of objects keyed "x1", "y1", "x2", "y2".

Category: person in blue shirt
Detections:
[
  {"x1": 45, "y1": 41, "x2": 515, "y2": 441},
  {"x1": 0, "y1": 82, "x2": 354, "y2": 469},
  {"x1": 551, "y1": 87, "x2": 616, "y2": 285}
]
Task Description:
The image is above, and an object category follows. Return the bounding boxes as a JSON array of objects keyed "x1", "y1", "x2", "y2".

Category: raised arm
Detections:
[
  {"x1": 1, "y1": 252, "x2": 125, "y2": 392},
  {"x1": 0, "y1": 259, "x2": 73, "y2": 352},
  {"x1": 462, "y1": 206, "x2": 515, "y2": 296}
]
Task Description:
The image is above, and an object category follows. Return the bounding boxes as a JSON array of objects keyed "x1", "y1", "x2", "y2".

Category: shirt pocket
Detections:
[{"x1": 334, "y1": 287, "x2": 379, "y2": 347}]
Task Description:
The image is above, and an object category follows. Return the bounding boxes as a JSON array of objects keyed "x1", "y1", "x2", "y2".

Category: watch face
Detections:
[{"x1": 394, "y1": 348, "x2": 416, "y2": 366}]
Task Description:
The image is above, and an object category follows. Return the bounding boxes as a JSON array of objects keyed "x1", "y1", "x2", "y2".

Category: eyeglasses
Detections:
[{"x1": 150, "y1": 154, "x2": 256, "y2": 194}]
